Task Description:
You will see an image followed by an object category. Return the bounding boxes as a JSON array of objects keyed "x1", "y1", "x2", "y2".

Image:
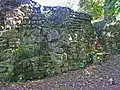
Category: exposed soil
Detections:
[{"x1": 1, "y1": 55, "x2": 120, "y2": 90}]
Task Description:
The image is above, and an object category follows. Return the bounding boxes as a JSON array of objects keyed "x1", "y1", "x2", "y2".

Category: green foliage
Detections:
[
  {"x1": 82, "y1": 0, "x2": 104, "y2": 20},
  {"x1": 92, "y1": 47, "x2": 105, "y2": 64},
  {"x1": 82, "y1": 0, "x2": 119, "y2": 21},
  {"x1": 0, "y1": 49, "x2": 14, "y2": 81},
  {"x1": 103, "y1": 21, "x2": 120, "y2": 54},
  {"x1": 59, "y1": 87, "x2": 67, "y2": 90},
  {"x1": 66, "y1": 0, "x2": 120, "y2": 21},
  {"x1": 104, "y1": 0, "x2": 119, "y2": 23},
  {"x1": 12, "y1": 43, "x2": 41, "y2": 60},
  {"x1": 13, "y1": 44, "x2": 30, "y2": 60}
]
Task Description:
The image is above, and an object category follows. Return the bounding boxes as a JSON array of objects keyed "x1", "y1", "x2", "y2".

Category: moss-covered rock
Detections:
[
  {"x1": 0, "y1": 0, "x2": 97, "y2": 82},
  {"x1": 103, "y1": 21, "x2": 120, "y2": 54}
]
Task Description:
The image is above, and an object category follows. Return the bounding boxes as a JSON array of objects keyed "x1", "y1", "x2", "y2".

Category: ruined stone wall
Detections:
[
  {"x1": 103, "y1": 21, "x2": 120, "y2": 54},
  {"x1": 0, "y1": 0, "x2": 96, "y2": 81}
]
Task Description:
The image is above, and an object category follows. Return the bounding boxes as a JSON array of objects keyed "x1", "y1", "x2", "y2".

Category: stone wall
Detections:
[
  {"x1": 103, "y1": 21, "x2": 120, "y2": 54},
  {"x1": 0, "y1": 0, "x2": 96, "y2": 81}
]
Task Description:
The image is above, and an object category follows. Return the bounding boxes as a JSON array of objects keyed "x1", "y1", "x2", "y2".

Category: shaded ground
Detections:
[{"x1": 1, "y1": 55, "x2": 120, "y2": 90}]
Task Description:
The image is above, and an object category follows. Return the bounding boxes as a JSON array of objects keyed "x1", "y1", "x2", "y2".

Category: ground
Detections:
[{"x1": 1, "y1": 55, "x2": 120, "y2": 90}]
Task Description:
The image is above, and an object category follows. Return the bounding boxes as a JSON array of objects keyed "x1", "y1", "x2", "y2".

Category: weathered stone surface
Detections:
[
  {"x1": 47, "y1": 30, "x2": 60, "y2": 42},
  {"x1": 0, "y1": 0, "x2": 96, "y2": 81},
  {"x1": 103, "y1": 21, "x2": 120, "y2": 54}
]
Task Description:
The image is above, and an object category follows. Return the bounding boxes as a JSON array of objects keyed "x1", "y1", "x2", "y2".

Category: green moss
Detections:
[{"x1": 103, "y1": 21, "x2": 120, "y2": 54}]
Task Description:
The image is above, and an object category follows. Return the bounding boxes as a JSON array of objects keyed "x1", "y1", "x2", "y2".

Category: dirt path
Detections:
[{"x1": 1, "y1": 55, "x2": 120, "y2": 90}]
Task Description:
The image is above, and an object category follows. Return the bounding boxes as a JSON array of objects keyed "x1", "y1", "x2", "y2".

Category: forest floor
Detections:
[{"x1": 1, "y1": 54, "x2": 120, "y2": 90}]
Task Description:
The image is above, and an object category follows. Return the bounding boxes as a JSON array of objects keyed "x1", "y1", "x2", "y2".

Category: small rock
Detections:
[
  {"x1": 108, "y1": 78, "x2": 115, "y2": 85},
  {"x1": 70, "y1": 81, "x2": 82, "y2": 87},
  {"x1": 75, "y1": 81, "x2": 83, "y2": 87}
]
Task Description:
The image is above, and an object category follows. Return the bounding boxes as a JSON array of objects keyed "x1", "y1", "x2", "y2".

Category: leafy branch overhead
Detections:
[{"x1": 67, "y1": 0, "x2": 120, "y2": 21}]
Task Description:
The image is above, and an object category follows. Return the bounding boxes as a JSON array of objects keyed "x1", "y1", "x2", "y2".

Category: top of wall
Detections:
[{"x1": 0, "y1": 0, "x2": 92, "y2": 29}]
